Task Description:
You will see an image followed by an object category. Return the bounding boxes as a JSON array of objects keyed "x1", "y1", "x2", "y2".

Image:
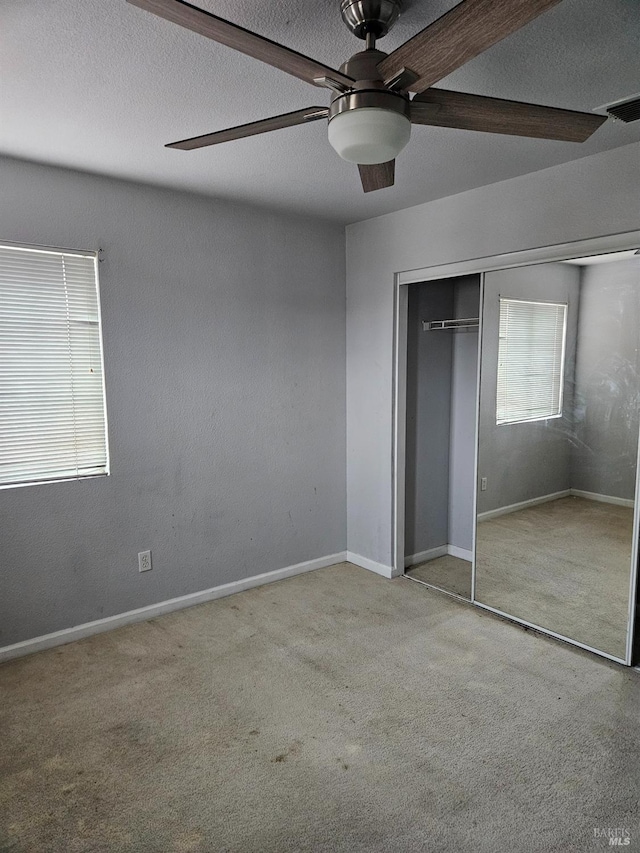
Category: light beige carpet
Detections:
[
  {"x1": 2, "y1": 562, "x2": 639, "y2": 852},
  {"x1": 476, "y1": 496, "x2": 634, "y2": 659},
  {"x1": 406, "y1": 555, "x2": 472, "y2": 599}
]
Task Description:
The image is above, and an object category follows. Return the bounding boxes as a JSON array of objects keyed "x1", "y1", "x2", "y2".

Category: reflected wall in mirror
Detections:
[
  {"x1": 475, "y1": 252, "x2": 640, "y2": 660},
  {"x1": 404, "y1": 275, "x2": 480, "y2": 600}
]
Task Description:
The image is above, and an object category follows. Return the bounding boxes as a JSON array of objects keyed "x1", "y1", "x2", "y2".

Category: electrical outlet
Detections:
[
  {"x1": 138, "y1": 550, "x2": 152, "y2": 572},
  {"x1": 480, "y1": 477, "x2": 487, "y2": 491}
]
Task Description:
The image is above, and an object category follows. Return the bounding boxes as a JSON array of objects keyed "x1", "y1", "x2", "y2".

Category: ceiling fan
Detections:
[{"x1": 127, "y1": 0, "x2": 607, "y2": 193}]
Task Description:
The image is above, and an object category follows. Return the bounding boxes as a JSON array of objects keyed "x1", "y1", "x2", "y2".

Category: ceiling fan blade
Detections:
[
  {"x1": 167, "y1": 107, "x2": 329, "y2": 150},
  {"x1": 358, "y1": 161, "x2": 395, "y2": 193},
  {"x1": 127, "y1": 0, "x2": 354, "y2": 89},
  {"x1": 378, "y1": 0, "x2": 563, "y2": 94},
  {"x1": 411, "y1": 89, "x2": 607, "y2": 142}
]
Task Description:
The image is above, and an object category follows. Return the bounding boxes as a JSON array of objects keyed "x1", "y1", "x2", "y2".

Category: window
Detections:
[
  {"x1": 497, "y1": 297, "x2": 567, "y2": 425},
  {"x1": 0, "y1": 243, "x2": 108, "y2": 487}
]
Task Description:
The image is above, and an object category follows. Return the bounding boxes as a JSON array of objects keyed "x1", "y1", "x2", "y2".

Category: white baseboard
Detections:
[
  {"x1": 405, "y1": 544, "x2": 472, "y2": 566},
  {"x1": 477, "y1": 490, "x2": 571, "y2": 521},
  {"x1": 478, "y1": 488, "x2": 634, "y2": 522},
  {"x1": 346, "y1": 551, "x2": 397, "y2": 579},
  {"x1": 570, "y1": 489, "x2": 634, "y2": 508},
  {"x1": 405, "y1": 545, "x2": 448, "y2": 568},
  {"x1": 0, "y1": 551, "x2": 348, "y2": 664},
  {"x1": 447, "y1": 545, "x2": 473, "y2": 562}
]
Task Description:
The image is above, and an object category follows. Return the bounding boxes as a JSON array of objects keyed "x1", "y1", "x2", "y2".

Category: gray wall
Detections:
[
  {"x1": 477, "y1": 263, "x2": 580, "y2": 514},
  {"x1": 572, "y1": 258, "x2": 640, "y2": 499},
  {"x1": 405, "y1": 281, "x2": 454, "y2": 557},
  {"x1": 0, "y1": 156, "x2": 346, "y2": 647},
  {"x1": 346, "y1": 142, "x2": 640, "y2": 571},
  {"x1": 448, "y1": 279, "x2": 480, "y2": 550},
  {"x1": 405, "y1": 276, "x2": 479, "y2": 557}
]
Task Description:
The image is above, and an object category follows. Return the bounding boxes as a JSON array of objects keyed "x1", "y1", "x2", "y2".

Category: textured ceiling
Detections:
[{"x1": 1, "y1": 0, "x2": 639, "y2": 224}]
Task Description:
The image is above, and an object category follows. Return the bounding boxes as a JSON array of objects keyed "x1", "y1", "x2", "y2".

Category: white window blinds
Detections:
[
  {"x1": 497, "y1": 298, "x2": 567, "y2": 425},
  {"x1": 0, "y1": 243, "x2": 108, "y2": 487}
]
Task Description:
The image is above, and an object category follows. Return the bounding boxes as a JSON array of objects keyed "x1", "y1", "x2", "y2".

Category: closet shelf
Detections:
[{"x1": 422, "y1": 317, "x2": 479, "y2": 331}]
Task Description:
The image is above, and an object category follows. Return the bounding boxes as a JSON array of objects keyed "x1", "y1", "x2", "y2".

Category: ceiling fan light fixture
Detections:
[
  {"x1": 328, "y1": 107, "x2": 410, "y2": 164},
  {"x1": 328, "y1": 87, "x2": 411, "y2": 164}
]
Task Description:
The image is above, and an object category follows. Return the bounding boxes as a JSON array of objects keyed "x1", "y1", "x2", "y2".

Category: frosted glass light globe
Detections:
[{"x1": 328, "y1": 107, "x2": 411, "y2": 164}]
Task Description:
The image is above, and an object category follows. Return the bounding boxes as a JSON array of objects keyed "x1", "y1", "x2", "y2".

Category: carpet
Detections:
[
  {"x1": 406, "y1": 556, "x2": 472, "y2": 599},
  {"x1": 1, "y1": 562, "x2": 639, "y2": 852},
  {"x1": 476, "y1": 496, "x2": 634, "y2": 659}
]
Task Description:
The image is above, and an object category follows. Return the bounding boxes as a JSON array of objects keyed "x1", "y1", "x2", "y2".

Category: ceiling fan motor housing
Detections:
[
  {"x1": 328, "y1": 50, "x2": 410, "y2": 165},
  {"x1": 329, "y1": 49, "x2": 410, "y2": 125},
  {"x1": 340, "y1": 0, "x2": 402, "y2": 40}
]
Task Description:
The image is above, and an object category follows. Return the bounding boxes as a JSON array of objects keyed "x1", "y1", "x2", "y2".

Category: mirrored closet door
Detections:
[{"x1": 474, "y1": 251, "x2": 640, "y2": 661}]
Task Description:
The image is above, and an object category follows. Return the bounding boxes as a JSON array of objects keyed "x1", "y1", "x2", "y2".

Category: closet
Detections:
[
  {"x1": 404, "y1": 274, "x2": 480, "y2": 600},
  {"x1": 401, "y1": 250, "x2": 640, "y2": 665}
]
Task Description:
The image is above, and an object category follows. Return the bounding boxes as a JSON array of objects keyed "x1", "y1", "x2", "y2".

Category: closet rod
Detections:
[{"x1": 422, "y1": 317, "x2": 479, "y2": 331}]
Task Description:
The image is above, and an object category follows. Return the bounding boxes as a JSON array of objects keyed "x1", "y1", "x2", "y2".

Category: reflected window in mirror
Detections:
[{"x1": 497, "y1": 298, "x2": 568, "y2": 425}]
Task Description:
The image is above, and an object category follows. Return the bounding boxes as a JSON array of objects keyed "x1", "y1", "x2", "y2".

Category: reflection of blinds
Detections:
[
  {"x1": 0, "y1": 244, "x2": 108, "y2": 487},
  {"x1": 497, "y1": 298, "x2": 567, "y2": 425}
]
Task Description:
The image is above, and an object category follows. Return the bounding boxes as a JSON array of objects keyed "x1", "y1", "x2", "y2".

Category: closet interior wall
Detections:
[{"x1": 405, "y1": 275, "x2": 480, "y2": 566}]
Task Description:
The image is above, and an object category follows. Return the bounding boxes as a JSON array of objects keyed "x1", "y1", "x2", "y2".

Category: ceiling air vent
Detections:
[{"x1": 600, "y1": 93, "x2": 640, "y2": 123}]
